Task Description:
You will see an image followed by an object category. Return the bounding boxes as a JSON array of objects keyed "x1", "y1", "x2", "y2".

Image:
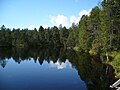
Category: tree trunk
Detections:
[{"x1": 106, "y1": 51, "x2": 109, "y2": 61}]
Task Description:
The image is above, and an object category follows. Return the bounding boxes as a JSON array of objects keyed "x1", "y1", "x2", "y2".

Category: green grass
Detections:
[
  {"x1": 89, "y1": 49, "x2": 97, "y2": 55},
  {"x1": 73, "y1": 46, "x2": 80, "y2": 51},
  {"x1": 109, "y1": 52, "x2": 120, "y2": 78}
]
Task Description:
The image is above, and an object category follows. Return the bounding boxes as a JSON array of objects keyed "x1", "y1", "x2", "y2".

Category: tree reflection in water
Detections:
[{"x1": 0, "y1": 47, "x2": 116, "y2": 90}]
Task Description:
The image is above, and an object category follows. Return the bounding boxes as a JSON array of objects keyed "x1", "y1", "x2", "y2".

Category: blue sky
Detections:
[{"x1": 0, "y1": 0, "x2": 102, "y2": 29}]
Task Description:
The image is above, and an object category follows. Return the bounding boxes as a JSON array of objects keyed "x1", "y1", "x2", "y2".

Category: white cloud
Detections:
[
  {"x1": 42, "y1": 24, "x2": 48, "y2": 29},
  {"x1": 49, "y1": 60, "x2": 66, "y2": 69},
  {"x1": 49, "y1": 9, "x2": 91, "y2": 27},
  {"x1": 50, "y1": 15, "x2": 69, "y2": 27},
  {"x1": 77, "y1": 9, "x2": 91, "y2": 22},
  {"x1": 49, "y1": 60, "x2": 71, "y2": 70},
  {"x1": 28, "y1": 24, "x2": 49, "y2": 30},
  {"x1": 28, "y1": 25, "x2": 35, "y2": 30},
  {"x1": 70, "y1": 16, "x2": 77, "y2": 26}
]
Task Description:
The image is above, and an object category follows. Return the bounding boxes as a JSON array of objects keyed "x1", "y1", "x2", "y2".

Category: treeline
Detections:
[
  {"x1": 0, "y1": 47, "x2": 75, "y2": 67},
  {"x1": 77, "y1": 0, "x2": 120, "y2": 54},
  {"x1": 0, "y1": 25, "x2": 71, "y2": 48},
  {"x1": 0, "y1": 0, "x2": 120, "y2": 53},
  {"x1": 0, "y1": 23, "x2": 78, "y2": 48}
]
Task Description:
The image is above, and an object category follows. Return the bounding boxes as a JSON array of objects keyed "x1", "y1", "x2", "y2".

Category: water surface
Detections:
[{"x1": 0, "y1": 47, "x2": 116, "y2": 90}]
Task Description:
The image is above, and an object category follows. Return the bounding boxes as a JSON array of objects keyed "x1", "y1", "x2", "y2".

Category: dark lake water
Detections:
[{"x1": 0, "y1": 47, "x2": 116, "y2": 90}]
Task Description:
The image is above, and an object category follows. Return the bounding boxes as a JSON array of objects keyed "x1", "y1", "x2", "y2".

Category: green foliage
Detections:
[
  {"x1": 67, "y1": 24, "x2": 78, "y2": 48},
  {"x1": 78, "y1": 15, "x2": 89, "y2": 50},
  {"x1": 110, "y1": 52, "x2": 120, "y2": 78},
  {"x1": 0, "y1": 25, "x2": 70, "y2": 48},
  {"x1": 112, "y1": 54, "x2": 120, "y2": 68},
  {"x1": 76, "y1": 0, "x2": 120, "y2": 54},
  {"x1": 0, "y1": 0, "x2": 120, "y2": 54}
]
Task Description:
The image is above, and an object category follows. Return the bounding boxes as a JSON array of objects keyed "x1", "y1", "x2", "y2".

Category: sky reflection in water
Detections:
[{"x1": 0, "y1": 58, "x2": 87, "y2": 90}]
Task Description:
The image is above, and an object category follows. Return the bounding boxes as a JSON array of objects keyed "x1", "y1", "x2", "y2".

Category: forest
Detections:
[
  {"x1": 1, "y1": 0, "x2": 120, "y2": 90},
  {"x1": 0, "y1": 0, "x2": 120, "y2": 55}
]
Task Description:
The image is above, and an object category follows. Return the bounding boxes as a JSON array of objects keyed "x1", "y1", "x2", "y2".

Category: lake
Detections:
[{"x1": 0, "y1": 47, "x2": 116, "y2": 90}]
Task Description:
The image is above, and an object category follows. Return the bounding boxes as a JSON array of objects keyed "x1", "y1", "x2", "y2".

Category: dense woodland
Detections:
[{"x1": 0, "y1": 0, "x2": 120, "y2": 54}]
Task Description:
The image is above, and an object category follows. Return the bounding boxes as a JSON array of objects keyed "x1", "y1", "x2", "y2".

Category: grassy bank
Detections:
[{"x1": 107, "y1": 51, "x2": 120, "y2": 78}]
